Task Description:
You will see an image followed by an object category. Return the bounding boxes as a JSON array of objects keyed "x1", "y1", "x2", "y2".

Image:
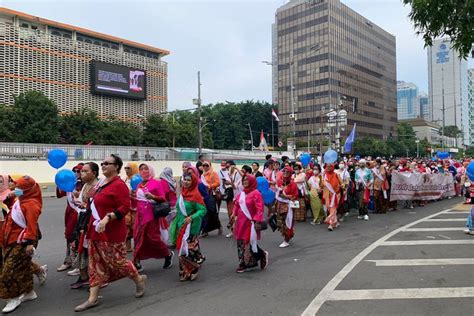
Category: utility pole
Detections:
[
  {"x1": 441, "y1": 67, "x2": 446, "y2": 151},
  {"x1": 289, "y1": 53, "x2": 296, "y2": 158},
  {"x1": 247, "y1": 123, "x2": 254, "y2": 151},
  {"x1": 197, "y1": 71, "x2": 203, "y2": 156}
]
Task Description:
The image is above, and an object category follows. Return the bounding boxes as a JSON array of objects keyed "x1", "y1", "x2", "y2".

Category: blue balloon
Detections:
[
  {"x1": 262, "y1": 189, "x2": 275, "y2": 205},
  {"x1": 55, "y1": 169, "x2": 76, "y2": 192},
  {"x1": 48, "y1": 149, "x2": 68, "y2": 169},
  {"x1": 324, "y1": 149, "x2": 338, "y2": 164},
  {"x1": 256, "y1": 177, "x2": 269, "y2": 190},
  {"x1": 130, "y1": 174, "x2": 142, "y2": 191},
  {"x1": 431, "y1": 156, "x2": 437, "y2": 161},
  {"x1": 437, "y1": 152, "x2": 449, "y2": 159},
  {"x1": 300, "y1": 153, "x2": 311, "y2": 167},
  {"x1": 467, "y1": 162, "x2": 474, "y2": 182}
]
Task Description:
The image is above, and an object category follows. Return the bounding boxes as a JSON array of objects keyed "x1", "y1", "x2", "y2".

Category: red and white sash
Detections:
[
  {"x1": 177, "y1": 196, "x2": 191, "y2": 256},
  {"x1": 11, "y1": 200, "x2": 27, "y2": 243},
  {"x1": 275, "y1": 190, "x2": 293, "y2": 229},
  {"x1": 373, "y1": 167, "x2": 388, "y2": 199},
  {"x1": 238, "y1": 192, "x2": 257, "y2": 253},
  {"x1": 324, "y1": 174, "x2": 337, "y2": 208},
  {"x1": 67, "y1": 191, "x2": 86, "y2": 214}
]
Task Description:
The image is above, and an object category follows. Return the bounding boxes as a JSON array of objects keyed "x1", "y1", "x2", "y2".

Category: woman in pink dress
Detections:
[
  {"x1": 133, "y1": 163, "x2": 173, "y2": 272},
  {"x1": 232, "y1": 175, "x2": 269, "y2": 273}
]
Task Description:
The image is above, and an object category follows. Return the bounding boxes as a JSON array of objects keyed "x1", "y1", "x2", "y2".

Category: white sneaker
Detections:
[
  {"x1": 37, "y1": 265, "x2": 47, "y2": 285},
  {"x1": 469, "y1": 230, "x2": 474, "y2": 235},
  {"x1": 67, "y1": 268, "x2": 80, "y2": 276},
  {"x1": 464, "y1": 229, "x2": 471, "y2": 234},
  {"x1": 279, "y1": 241, "x2": 290, "y2": 248},
  {"x1": 363, "y1": 215, "x2": 369, "y2": 221},
  {"x1": 357, "y1": 215, "x2": 363, "y2": 220},
  {"x1": 2, "y1": 296, "x2": 22, "y2": 313},
  {"x1": 21, "y1": 290, "x2": 37, "y2": 303},
  {"x1": 225, "y1": 232, "x2": 233, "y2": 238}
]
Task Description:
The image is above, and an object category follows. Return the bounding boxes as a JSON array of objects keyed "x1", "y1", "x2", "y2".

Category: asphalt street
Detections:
[{"x1": 6, "y1": 196, "x2": 472, "y2": 316}]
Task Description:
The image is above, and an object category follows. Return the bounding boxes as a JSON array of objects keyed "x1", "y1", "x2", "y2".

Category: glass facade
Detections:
[
  {"x1": 397, "y1": 81, "x2": 419, "y2": 120},
  {"x1": 273, "y1": 0, "x2": 397, "y2": 149}
]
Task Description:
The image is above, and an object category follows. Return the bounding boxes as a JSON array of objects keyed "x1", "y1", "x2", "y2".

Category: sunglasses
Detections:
[
  {"x1": 124, "y1": 167, "x2": 131, "y2": 170},
  {"x1": 73, "y1": 169, "x2": 80, "y2": 173},
  {"x1": 101, "y1": 162, "x2": 116, "y2": 166},
  {"x1": 203, "y1": 164, "x2": 209, "y2": 167}
]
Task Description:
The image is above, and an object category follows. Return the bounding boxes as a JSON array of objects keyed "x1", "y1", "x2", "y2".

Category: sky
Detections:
[{"x1": 2, "y1": 0, "x2": 442, "y2": 110}]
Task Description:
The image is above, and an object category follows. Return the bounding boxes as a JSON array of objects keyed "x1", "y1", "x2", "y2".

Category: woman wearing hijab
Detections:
[
  {"x1": 69, "y1": 162, "x2": 99, "y2": 290},
  {"x1": 159, "y1": 167, "x2": 178, "y2": 209},
  {"x1": 275, "y1": 166, "x2": 299, "y2": 248},
  {"x1": 0, "y1": 176, "x2": 43, "y2": 313},
  {"x1": 133, "y1": 163, "x2": 174, "y2": 272},
  {"x1": 56, "y1": 163, "x2": 83, "y2": 273},
  {"x1": 292, "y1": 163, "x2": 308, "y2": 222},
  {"x1": 232, "y1": 175, "x2": 268, "y2": 273},
  {"x1": 124, "y1": 162, "x2": 139, "y2": 252},
  {"x1": 200, "y1": 161, "x2": 223, "y2": 237},
  {"x1": 169, "y1": 172, "x2": 207, "y2": 281},
  {"x1": 75, "y1": 155, "x2": 146, "y2": 312},
  {"x1": 322, "y1": 163, "x2": 343, "y2": 231}
]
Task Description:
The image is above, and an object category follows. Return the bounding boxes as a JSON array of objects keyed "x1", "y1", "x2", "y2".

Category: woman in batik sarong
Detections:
[
  {"x1": 0, "y1": 176, "x2": 43, "y2": 313},
  {"x1": 322, "y1": 163, "x2": 343, "y2": 231},
  {"x1": 169, "y1": 172, "x2": 207, "y2": 281},
  {"x1": 74, "y1": 155, "x2": 146, "y2": 312},
  {"x1": 232, "y1": 175, "x2": 268, "y2": 272},
  {"x1": 275, "y1": 166, "x2": 299, "y2": 248}
]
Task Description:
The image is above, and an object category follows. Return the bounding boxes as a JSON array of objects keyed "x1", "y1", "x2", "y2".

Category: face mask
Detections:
[
  {"x1": 339, "y1": 164, "x2": 344, "y2": 169},
  {"x1": 14, "y1": 188, "x2": 24, "y2": 197}
]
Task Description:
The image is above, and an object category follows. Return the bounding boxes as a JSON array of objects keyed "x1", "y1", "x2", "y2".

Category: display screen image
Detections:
[{"x1": 90, "y1": 61, "x2": 147, "y2": 100}]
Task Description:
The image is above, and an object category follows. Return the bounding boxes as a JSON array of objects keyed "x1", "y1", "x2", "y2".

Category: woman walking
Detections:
[
  {"x1": 275, "y1": 166, "x2": 298, "y2": 248},
  {"x1": 0, "y1": 176, "x2": 43, "y2": 313},
  {"x1": 69, "y1": 162, "x2": 99, "y2": 289},
  {"x1": 123, "y1": 162, "x2": 139, "y2": 252},
  {"x1": 292, "y1": 163, "x2": 308, "y2": 222},
  {"x1": 200, "y1": 161, "x2": 222, "y2": 237},
  {"x1": 133, "y1": 163, "x2": 173, "y2": 272},
  {"x1": 169, "y1": 172, "x2": 207, "y2": 281},
  {"x1": 322, "y1": 163, "x2": 343, "y2": 231},
  {"x1": 308, "y1": 165, "x2": 324, "y2": 225},
  {"x1": 74, "y1": 155, "x2": 146, "y2": 312},
  {"x1": 232, "y1": 175, "x2": 268, "y2": 272}
]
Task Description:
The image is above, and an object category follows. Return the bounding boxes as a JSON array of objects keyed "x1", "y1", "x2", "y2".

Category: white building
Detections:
[
  {"x1": 397, "y1": 81, "x2": 419, "y2": 120},
  {"x1": 427, "y1": 38, "x2": 468, "y2": 147}
]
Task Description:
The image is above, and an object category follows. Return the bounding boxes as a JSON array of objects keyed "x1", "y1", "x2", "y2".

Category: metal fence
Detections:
[{"x1": 0, "y1": 142, "x2": 287, "y2": 162}]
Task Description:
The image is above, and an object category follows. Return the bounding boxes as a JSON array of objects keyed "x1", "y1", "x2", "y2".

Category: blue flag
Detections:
[{"x1": 343, "y1": 123, "x2": 356, "y2": 153}]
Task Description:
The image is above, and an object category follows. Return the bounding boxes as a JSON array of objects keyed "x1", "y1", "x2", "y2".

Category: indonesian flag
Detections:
[
  {"x1": 272, "y1": 109, "x2": 280, "y2": 121},
  {"x1": 259, "y1": 131, "x2": 268, "y2": 151}
]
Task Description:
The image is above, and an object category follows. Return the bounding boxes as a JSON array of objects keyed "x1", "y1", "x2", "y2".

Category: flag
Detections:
[
  {"x1": 272, "y1": 109, "x2": 280, "y2": 121},
  {"x1": 258, "y1": 130, "x2": 268, "y2": 151},
  {"x1": 343, "y1": 123, "x2": 356, "y2": 153}
]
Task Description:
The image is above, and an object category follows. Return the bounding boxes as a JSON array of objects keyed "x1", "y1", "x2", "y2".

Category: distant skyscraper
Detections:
[
  {"x1": 427, "y1": 38, "x2": 468, "y2": 146},
  {"x1": 467, "y1": 69, "x2": 474, "y2": 146},
  {"x1": 419, "y1": 92, "x2": 430, "y2": 121},
  {"x1": 397, "y1": 81, "x2": 419, "y2": 120},
  {"x1": 272, "y1": 0, "x2": 397, "y2": 149}
]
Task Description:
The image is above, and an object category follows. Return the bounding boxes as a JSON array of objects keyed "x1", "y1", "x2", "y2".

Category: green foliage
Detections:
[
  {"x1": 402, "y1": 0, "x2": 474, "y2": 58},
  {"x1": 10, "y1": 91, "x2": 59, "y2": 143},
  {"x1": 443, "y1": 125, "x2": 462, "y2": 138},
  {"x1": 3, "y1": 91, "x2": 278, "y2": 149}
]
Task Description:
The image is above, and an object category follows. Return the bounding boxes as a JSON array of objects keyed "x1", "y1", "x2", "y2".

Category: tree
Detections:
[
  {"x1": 443, "y1": 125, "x2": 462, "y2": 138},
  {"x1": 10, "y1": 91, "x2": 59, "y2": 143},
  {"x1": 59, "y1": 109, "x2": 103, "y2": 144},
  {"x1": 0, "y1": 105, "x2": 14, "y2": 142},
  {"x1": 402, "y1": 0, "x2": 474, "y2": 58},
  {"x1": 142, "y1": 114, "x2": 172, "y2": 147},
  {"x1": 100, "y1": 118, "x2": 141, "y2": 146}
]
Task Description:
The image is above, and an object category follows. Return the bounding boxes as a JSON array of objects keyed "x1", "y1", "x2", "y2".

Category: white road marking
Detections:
[
  {"x1": 402, "y1": 227, "x2": 464, "y2": 232},
  {"x1": 445, "y1": 211, "x2": 469, "y2": 214},
  {"x1": 381, "y1": 240, "x2": 474, "y2": 246},
  {"x1": 366, "y1": 258, "x2": 474, "y2": 266},
  {"x1": 301, "y1": 208, "x2": 453, "y2": 316},
  {"x1": 326, "y1": 287, "x2": 474, "y2": 301},
  {"x1": 424, "y1": 218, "x2": 466, "y2": 222},
  {"x1": 438, "y1": 234, "x2": 451, "y2": 240}
]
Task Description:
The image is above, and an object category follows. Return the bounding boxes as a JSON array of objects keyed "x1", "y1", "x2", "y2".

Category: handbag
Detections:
[
  {"x1": 289, "y1": 200, "x2": 300, "y2": 209},
  {"x1": 255, "y1": 220, "x2": 268, "y2": 231},
  {"x1": 268, "y1": 214, "x2": 278, "y2": 232},
  {"x1": 223, "y1": 186, "x2": 234, "y2": 201},
  {"x1": 152, "y1": 201, "x2": 171, "y2": 218}
]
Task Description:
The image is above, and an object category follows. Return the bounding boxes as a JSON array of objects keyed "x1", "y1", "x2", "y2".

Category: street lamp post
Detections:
[
  {"x1": 193, "y1": 71, "x2": 203, "y2": 156},
  {"x1": 415, "y1": 139, "x2": 420, "y2": 158},
  {"x1": 247, "y1": 123, "x2": 254, "y2": 151}
]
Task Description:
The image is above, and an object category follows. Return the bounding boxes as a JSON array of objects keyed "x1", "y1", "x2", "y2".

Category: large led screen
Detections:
[{"x1": 90, "y1": 61, "x2": 147, "y2": 100}]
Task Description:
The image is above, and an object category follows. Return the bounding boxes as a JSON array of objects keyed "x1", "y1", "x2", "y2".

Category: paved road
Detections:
[{"x1": 8, "y1": 196, "x2": 472, "y2": 316}]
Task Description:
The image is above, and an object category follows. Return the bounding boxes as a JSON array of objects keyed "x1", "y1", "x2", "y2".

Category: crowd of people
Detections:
[{"x1": 0, "y1": 152, "x2": 472, "y2": 313}]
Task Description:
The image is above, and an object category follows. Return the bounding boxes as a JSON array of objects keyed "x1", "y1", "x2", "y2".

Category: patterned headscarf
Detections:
[{"x1": 160, "y1": 167, "x2": 177, "y2": 192}]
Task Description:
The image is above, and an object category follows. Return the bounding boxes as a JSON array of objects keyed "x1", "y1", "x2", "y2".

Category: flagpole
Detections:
[{"x1": 271, "y1": 116, "x2": 274, "y2": 149}]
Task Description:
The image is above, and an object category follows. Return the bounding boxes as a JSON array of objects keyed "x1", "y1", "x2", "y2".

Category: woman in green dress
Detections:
[{"x1": 169, "y1": 172, "x2": 207, "y2": 281}]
